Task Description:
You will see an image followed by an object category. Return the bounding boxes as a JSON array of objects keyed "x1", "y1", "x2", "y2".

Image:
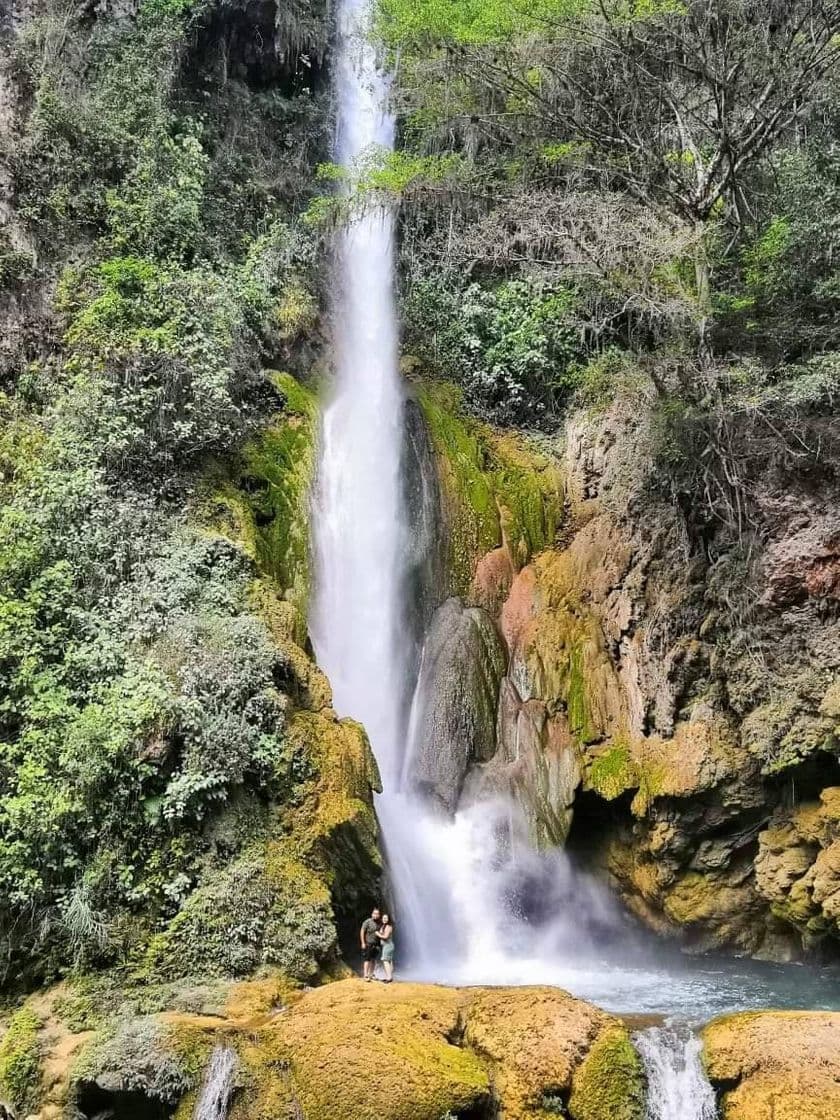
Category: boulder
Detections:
[
  {"x1": 465, "y1": 678, "x2": 581, "y2": 847},
  {"x1": 703, "y1": 1010, "x2": 840, "y2": 1120},
  {"x1": 406, "y1": 599, "x2": 507, "y2": 812},
  {"x1": 235, "y1": 979, "x2": 644, "y2": 1120}
]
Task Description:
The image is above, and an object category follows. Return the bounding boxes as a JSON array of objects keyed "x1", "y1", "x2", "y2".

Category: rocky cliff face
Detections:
[{"x1": 417, "y1": 376, "x2": 840, "y2": 962}]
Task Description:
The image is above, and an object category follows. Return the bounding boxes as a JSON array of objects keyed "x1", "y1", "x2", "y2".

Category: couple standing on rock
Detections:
[{"x1": 360, "y1": 906, "x2": 396, "y2": 982}]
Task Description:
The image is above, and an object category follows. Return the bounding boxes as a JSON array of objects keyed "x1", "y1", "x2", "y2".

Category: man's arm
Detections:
[{"x1": 360, "y1": 922, "x2": 367, "y2": 950}]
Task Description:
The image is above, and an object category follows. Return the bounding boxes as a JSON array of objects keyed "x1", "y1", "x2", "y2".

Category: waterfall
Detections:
[
  {"x1": 635, "y1": 1026, "x2": 717, "y2": 1120},
  {"x1": 310, "y1": 0, "x2": 628, "y2": 982},
  {"x1": 310, "y1": 0, "x2": 438, "y2": 963},
  {"x1": 193, "y1": 1046, "x2": 237, "y2": 1120},
  {"x1": 310, "y1": 0, "x2": 406, "y2": 786}
]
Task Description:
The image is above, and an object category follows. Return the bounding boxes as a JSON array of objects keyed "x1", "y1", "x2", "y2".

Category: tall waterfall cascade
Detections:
[
  {"x1": 309, "y1": 0, "x2": 437, "y2": 967},
  {"x1": 310, "y1": 0, "x2": 405, "y2": 786}
]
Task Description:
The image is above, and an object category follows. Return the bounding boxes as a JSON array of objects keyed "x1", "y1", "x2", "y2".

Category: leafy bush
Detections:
[
  {"x1": 0, "y1": 0, "x2": 329, "y2": 989},
  {"x1": 405, "y1": 277, "x2": 585, "y2": 425},
  {"x1": 74, "y1": 1016, "x2": 199, "y2": 1104},
  {"x1": 57, "y1": 256, "x2": 255, "y2": 469}
]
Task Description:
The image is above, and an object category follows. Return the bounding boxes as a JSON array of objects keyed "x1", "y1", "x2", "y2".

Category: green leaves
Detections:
[{"x1": 405, "y1": 277, "x2": 584, "y2": 425}]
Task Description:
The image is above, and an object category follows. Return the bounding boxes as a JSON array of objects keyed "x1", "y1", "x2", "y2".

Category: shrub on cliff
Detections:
[{"x1": 405, "y1": 277, "x2": 585, "y2": 426}]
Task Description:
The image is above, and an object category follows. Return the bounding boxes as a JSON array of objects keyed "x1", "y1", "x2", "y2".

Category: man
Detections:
[{"x1": 360, "y1": 906, "x2": 382, "y2": 981}]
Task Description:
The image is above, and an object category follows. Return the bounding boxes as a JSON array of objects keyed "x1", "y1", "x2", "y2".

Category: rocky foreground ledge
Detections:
[
  {"x1": 8, "y1": 978, "x2": 642, "y2": 1120},
  {"x1": 5, "y1": 977, "x2": 840, "y2": 1120},
  {"x1": 704, "y1": 1010, "x2": 840, "y2": 1120}
]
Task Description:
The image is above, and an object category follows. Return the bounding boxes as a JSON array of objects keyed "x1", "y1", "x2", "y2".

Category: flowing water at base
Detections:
[
  {"x1": 636, "y1": 1027, "x2": 717, "y2": 1120},
  {"x1": 193, "y1": 1046, "x2": 237, "y2": 1120}
]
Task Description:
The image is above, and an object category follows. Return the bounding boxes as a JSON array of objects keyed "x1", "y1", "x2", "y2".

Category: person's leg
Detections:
[{"x1": 383, "y1": 959, "x2": 393, "y2": 982}]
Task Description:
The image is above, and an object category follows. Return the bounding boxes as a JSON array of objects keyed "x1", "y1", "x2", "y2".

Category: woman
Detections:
[{"x1": 377, "y1": 913, "x2": 395, "y2": 982}]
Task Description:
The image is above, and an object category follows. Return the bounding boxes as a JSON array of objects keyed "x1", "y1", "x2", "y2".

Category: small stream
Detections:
[
  {"x1": 192, "y1": 1046, "x2": 237, "y2": 1120},
  {"x1": 635, "y1": 1026, "x2": 717, "y2": 1120}
]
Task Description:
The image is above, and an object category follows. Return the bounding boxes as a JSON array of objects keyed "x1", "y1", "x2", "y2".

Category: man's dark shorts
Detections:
[{"x1": 362, "y1": 942, "x2": 381, "y2": 962}]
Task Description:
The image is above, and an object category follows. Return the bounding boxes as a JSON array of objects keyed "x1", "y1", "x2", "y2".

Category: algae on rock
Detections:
[{"x1": 416, "y1": 380, "x2": 562, "y2": 601}]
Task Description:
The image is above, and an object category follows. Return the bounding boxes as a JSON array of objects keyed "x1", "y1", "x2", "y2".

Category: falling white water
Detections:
[
  {"x1": 635, "y1": 1026, "x2": 717, "y2": 1120},
  {"x1": 310, "y1": 0, "x2": 406, "y2": 784},
  {"x1": 193, "y1": 1046, "x2": 237, "y2": 1120}
]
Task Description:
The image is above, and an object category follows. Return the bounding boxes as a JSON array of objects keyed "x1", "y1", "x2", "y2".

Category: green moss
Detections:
[
  {"x1": 212, "y1": 372, "x2": 317, "y2": 617},
  {"x1": 416, "y1": 381, "x2": 499, "y2": 593},
  {"x1": 0, "y1": 1007, "x2": 43, "y2": 1114},
  {"x1": 488, "y1": 431, "x2": 560, "y2": 567},
  {"x1": 567, "y1": 645, "x2": 594, "y2": 743},
  {"x1": 416, "y1": 380, "x2": 561, "y2": 595},
  {"x1": 587, "y1": 742, "x2": 637, "y2": 801},
  {"x1": 54, "y1": 981, "x2": 109, "y2": 1033},
  {"x1": 240, "y1": 372, "x2": 317, "y2": 613},
  {"x1": 568, "y1": 1025, "x2": 644, "y2": 1120},
  {"x1": 663, "y1": 871, "x2": 719, "y2": 925}
]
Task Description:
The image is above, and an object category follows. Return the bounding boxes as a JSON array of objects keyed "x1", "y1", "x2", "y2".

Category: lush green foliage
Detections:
[
  {"x1": 378, "y1": 0, "x2": 839, "y2": 423},
  {"x1": 406, "y1": 279, "x2": 585, "y2": 424},
  {"x1": 0, "y1": 0, "x2": 328, "y2": 985}
]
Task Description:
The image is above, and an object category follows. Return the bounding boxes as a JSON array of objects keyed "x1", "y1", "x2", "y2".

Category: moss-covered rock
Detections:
[
  {"x1": 754, "y1": 790, "x2": 840, "y2": 947},
  {"x1": 144, "y1": 709, "x2": 381, "y2": 981},
  {"x1": 211, "y1": 371, "x2": 318, "y2": 618},
  {"x1": 703, "y1": 1010, "x2": 840, "y2": 1119},
  {"x1": 568, "y1": 1025, "x2": 645, "y2": 1120},
  {"x1": 416, "y1": 380, "x2": 562, "y2": 598},
  {"x1": 71, "y1": 1015, "x2": 210, "y2": 1108},
  {"x1": 19, "y1": 977, "x2": 646, "y2": 1120},
  {"x1": 0, "y1": 1007, "x2": 43, "y2": 1114},
  {"x1": 233, "y1": 979, "x2": 640, "y2": 1120}
]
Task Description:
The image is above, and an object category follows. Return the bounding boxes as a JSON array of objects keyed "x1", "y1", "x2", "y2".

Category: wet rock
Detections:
[
  {"x1": 465, "y1": 679, "x2": 581, "y2": 846},
  {"x1": 755, "y1": 790, "x2": 840, "y2": 946},
  {"x1": 406, "y1": 599, "x2": 507, "y2": 812}
]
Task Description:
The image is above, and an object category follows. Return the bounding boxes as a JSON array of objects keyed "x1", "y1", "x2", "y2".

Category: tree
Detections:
[{"x1": 384, "y1": 0, "x2": 840, "y2": 356}]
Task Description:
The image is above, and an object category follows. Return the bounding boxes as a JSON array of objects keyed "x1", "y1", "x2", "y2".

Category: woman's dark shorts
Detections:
[{"x1": 362, "y1": 943, "x2": 381, "y2": 962}]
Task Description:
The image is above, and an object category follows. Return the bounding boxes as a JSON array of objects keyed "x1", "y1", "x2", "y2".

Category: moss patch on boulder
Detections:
[
  {"x1": 20, "y1": 978, "x2": 645, "y2": 1120},
  {"x1": 416, "y1": 381, "x2": 562, "y2": 598},
  {"x1": 236, "y1": 979, "x2": 641, "y2": 1120},
  {"x1": 144, "y1": 710, "x2": 381, "y2": 982},
  {"x1": 210, "y1": 371, "x2": 317, "y2": 618},
  {"x1": 568, "y1": 1025, "x2": 645, "y2": 1120}
]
